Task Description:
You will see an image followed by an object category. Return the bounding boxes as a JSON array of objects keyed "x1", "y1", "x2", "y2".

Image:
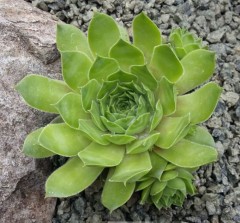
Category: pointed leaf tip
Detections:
[
  {"x1": 88, "y1": 13, "x2": 121, "y2": 57},
  {"x1": 57, "y1": 23, "x2": 93, "y2": 59},
  {"x1": 133, "y1": 12, "x2": 161, "y2": 63},
  {"x1": 110, "y1": 39, "x2": 144, "y2": 72},
  {"x1": 23, "y1": 128, "x2": 54, "y2": 158}
]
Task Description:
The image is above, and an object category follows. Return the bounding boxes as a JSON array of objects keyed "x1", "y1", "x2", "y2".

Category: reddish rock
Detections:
[{"x1": 0, "y1": 0, "x2": 61, "y2": 222}]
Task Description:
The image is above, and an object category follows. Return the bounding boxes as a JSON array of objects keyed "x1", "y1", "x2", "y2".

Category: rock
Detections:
[
  {"x1": 225, "y1": 11, "x2": 233, "y2": 24},
  {"x1": 207, "y1": 29, "x2": 226, "y2": 43},
  {"x1": 73, "y1": 197, "x2": 86, "y2": 215},
  {"x1": 165, "y1": 0, "x2": 175, "y2": 5},
  {"x1": 32, "y1": 0, "x2": 49, "y2": 12},
  {"x1": 225, "y1": 32, "x2": 237, "y2": 44},
  {"x1": 0, "y1": 0, "x2": 59, "y2": 222},
  {"x1": 222, "y1": 92, "x2": 239, "y2": 106}
]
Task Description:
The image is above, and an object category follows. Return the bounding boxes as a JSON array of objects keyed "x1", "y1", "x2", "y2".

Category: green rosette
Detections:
[{"x1": 16, "y1": 12, "x2": 221, "y2": 211}]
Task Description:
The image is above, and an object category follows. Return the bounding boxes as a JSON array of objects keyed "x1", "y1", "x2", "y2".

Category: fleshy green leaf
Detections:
[
  {"x1": 51, "y1": 116, "x2": 64, "y2": 124},
  {"x1": 136, "y1": 178, "x2": 155, "y2": 191},
  {"x1": 176, "y1": 49, "x2": 215, "y2": 94},
  {"x1": 174, "y1": 47, "x2": 187, "y2": 59},
  {"x1": 140, "y1": 187, "x2": 151, "y2": 204},
  {"x1": 80, "y1": 79, "x2": 101, "y2": 111},
  {"x1": 118, "y1": 25, "x2": 129, "y2": 42},
  {"x1": 101, "y1": 169, "x2": 135, "y2": 212},
  {"x1": 88, "y1": 13, "x2": 120, "y2": 57},
  {"x1": 173, "y1": 82, "x2": 222, "y2": 124},
  {"x1": 126, "y1": 113, "x2": 151, "y2": 135},
  {"x1": 150, "y1": 181, "x2": 167, "y2": 196},
  {"x1": 110, "y1": 152, "x2": 152, "y2": 184},
  {"x1": 78, "y1": 119, "x2": 109, "y2": 145},
  {"x1": 149, "y1": 100, "x2": 163, "y2": 132},
  {"x1": 45, "y1": 157, "x2": 103, "y2": 197},
  {"x1": 152, "y1": 192, "x2": 163, "y2": 208},
  {"x1": 156, "y1": 77, "x2": 176, "y2": 115},
  {"x1": 61, "y1": 52, "x2": 92, "y2": 90},
  {"x1": 97, "y1": 80, "x2": 117, "y2": 99},
  {"x1": 183, "y1": 179, "x2": 196, "y2": 195},
  {"x1": 110, "y1": 39, "x2": 144, "y2": 72},
  {"x1": 133, "y1": 12, "x2": 162, "y2": 63},
  {"x1": 100, "y1": 116, "x2": 126, "y2": 134},
  {"x1": 56, "y1": 24, "x2": 93, "y2": 60},
  {"x1": 185, "y1": 126, "x2": 215, "y2": 147},
  {"x1": 177, "y1": 168, "x2": 194, "y2": 180},
  {"x1": 167, "y1": 178, "x2": 186, "y2": 193},
  {"x1": 154, "y1": 139, "x2": 218, "y2": 168},
  {"x1": 147, "y1": 152, "x2": 167, "y2": 180},
  {"x1": 126, "y1": 132, "x2": 160, "y2": 154},
  {"x1": 184, "y1": 43, "x2": 200, "y2": 53},
  {"x1": 55, "y1": 93, "x2": 90, "y2": 129},
  {"x1": 142, "y1": 84, "x2": 155, "y2": 109},
  {"x1": 78, "y1": 142, "x2": 125, "y2": 167},
  {"x1": 169, "y1": 32, "x2": 183, "y2": 48},
  {"x1": 16, "y1": 75, "x2": 71, "y2": 113},
  {"x1": 182, "y1": 33, "x2": 195, "y2": 44},
  {"x1": 89, "y1": 56, "x2": 119, "y2": 82},
  {"x1": 89, "y1": 101, "x2": 107, "y2": 131},
  {"x1": 150, "y1": 45, "x2": 183, "y2": 83},
  {"x1": 39, "y1": 123, "x2": 91, "y2": 156},
  {"x1": 155, "y1": 114, "x2": 190, "y2": 149},
  {"x1": 161, "y1": 170, "x2": 178, "y2": 182},
  {"x1": 131, "y1": 65, "x2": 158, "y2": 91},
  {"x1": 23, "y1": 128, "x2": 54, "y2": 158},
  {"x1": 102, "y1": 134, "x2": 136, "y2": 145},
  {"x1": 107, "y1": 70, "x2": 138, "y2": 82}
]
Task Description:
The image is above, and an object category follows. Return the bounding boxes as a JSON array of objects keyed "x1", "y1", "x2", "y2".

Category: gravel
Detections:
[{"x1": 25, "y1": 0, "x2": 240, "y2": 222}]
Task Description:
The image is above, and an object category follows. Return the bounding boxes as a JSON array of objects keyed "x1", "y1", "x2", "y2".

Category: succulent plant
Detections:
[
  {"x1": 16, "y1": 12, "x2": 221, "y2": 211},
  {"x1": 169, "y1": 28, "x2": 207, "y2": 60},
  {"x1": 136, "y1": 152, "x2": 196, "y2": 209}
]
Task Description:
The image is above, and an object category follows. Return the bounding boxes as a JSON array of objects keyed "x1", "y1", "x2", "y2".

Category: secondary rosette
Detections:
[{"x1": 136, "y1": 151, "x2": 196, "y2": 209}]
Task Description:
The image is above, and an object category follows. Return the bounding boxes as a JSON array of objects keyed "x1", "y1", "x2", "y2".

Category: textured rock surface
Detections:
[
  {"x1": 24, "y1": 0, "x2": 240, "y2": 222},
  {"x1": 0, "y1": 0, "x2": 59, "y2": 222}
]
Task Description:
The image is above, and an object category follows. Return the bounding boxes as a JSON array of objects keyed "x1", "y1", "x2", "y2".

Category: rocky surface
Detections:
[
  {"x1": 22, "y1": 0, "x2": 240, "y2": 222},
  {"x1": 0, "y1": 0, "x2": 60, "y2": 222}
]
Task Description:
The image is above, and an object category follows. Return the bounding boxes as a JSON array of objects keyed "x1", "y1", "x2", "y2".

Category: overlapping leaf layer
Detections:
[{"x1": 16, "y1": 12, "x2": 221, "y2": 211}]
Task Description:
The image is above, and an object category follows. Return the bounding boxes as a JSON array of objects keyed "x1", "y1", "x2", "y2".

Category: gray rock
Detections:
[
  {"x1": 222, "y1": 92, "x2": 239, "y2": 107},
  {"x1": 225, "y1": 32, "x2": 237, "y2": 44},
  {"x1": 236, "y1": 106, "x2": 240, "y2": 118},
  {"x1": 207, "y1": 29, "x2": 226, "y2": 43},
  {"x1": 73, "y1": 197, "x2": 86, "y2": 215},
  {"x1": 0, "y1": 0, "x2": 58, "y2": 222},
  {"x1": 225, "y1": 11, "x2": 233, "y2": 24},
  {"x1": 33, "y1": 0, "x2": 49, "y2": 12},
  {"x1": 165, "y1": 0, "x2": 175, "y2": 5}
]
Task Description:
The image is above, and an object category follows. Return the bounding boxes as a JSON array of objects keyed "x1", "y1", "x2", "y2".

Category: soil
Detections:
[{"x1": 25, "y1": 0, "x2": 240, "y2": 222}]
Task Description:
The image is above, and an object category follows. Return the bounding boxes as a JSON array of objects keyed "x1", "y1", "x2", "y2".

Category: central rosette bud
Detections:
[{"x1": 97, "y1": 81, "x2": 153, "y2": 135}]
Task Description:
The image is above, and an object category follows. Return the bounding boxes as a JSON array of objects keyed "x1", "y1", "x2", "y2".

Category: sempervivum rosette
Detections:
[
  {"x1": 136, "y1": 152, "x2": 196, "y2": 209},
  {"x1": 16, "y1": 12, "x2": 221, "y2": 211}
]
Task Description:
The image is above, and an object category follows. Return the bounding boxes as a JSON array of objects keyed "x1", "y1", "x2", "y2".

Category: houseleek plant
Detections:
[{"x1": 16, "y1": 12, "x2": 221, "y2": 211}]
